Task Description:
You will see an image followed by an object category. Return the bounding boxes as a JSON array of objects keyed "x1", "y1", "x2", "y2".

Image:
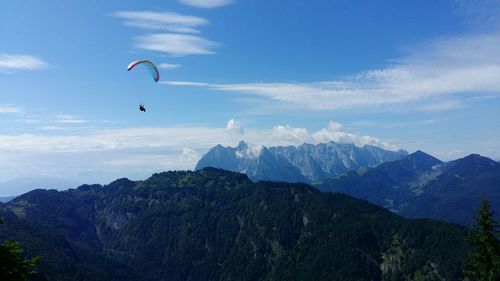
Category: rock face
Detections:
[
  {"x1": 316, "y1": 151, "x2": 500, "y2": 226},
  {"x1": 0, "y1": 168, "x2": 467, "y2": 281},
  {"x1": 195, "y1": 142, "x2": 308, "y2": 183},
  {"x1": 195, "y1": 141, "x2": 408, "y2": 182}
]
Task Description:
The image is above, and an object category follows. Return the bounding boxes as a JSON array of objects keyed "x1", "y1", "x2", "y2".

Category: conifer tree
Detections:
[
  {"x1": 0, "y1": 217, "x2": 41, "y2": 281},
  {"x1": 464, "y1": 199, "x2": 500, "y2": 281}
]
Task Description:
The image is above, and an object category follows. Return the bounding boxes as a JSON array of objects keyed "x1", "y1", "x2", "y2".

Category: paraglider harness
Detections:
[{"x1": 139, "y1": 104, "x2": 146, "y2": 112}]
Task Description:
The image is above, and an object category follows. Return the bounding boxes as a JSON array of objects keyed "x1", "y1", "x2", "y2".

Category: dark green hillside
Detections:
[
  {"x1": 0, "y1": 211, "x2": 140, "y2": 281},
  {"x1": 1, "y1": 168, "x2": 467, "y2": 281}
]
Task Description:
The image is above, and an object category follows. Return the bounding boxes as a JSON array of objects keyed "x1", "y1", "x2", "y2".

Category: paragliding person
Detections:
[{"x1": 128, "y1": 60, "x2": 159, "y2": 112}]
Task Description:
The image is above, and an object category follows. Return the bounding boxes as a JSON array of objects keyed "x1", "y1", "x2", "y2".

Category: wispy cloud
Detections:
[
  {"x1": 136, "y1": 33, "x2": 218, "y2": 56},
  {"x1": 180, "y1": 147, "x2": 199, "y2": 164},
  {"x1": 0, "y1": 53, "x2": 48, "y2": 71},
  {"x1": 419, "y1": 99, "x2": 464, "y2": 111},
  {"x1": 113, "y1": 11, "x2": 219, "y2": 56},
  {"x1": 178, "y1": 0, "x2": 233, "y2": 8},
  {"x1": 54, "y1": 114, "x2": 88, "y2": 124},
  {"x1": 0, "y1": 104, "x2": 105, "y2": 130},
  {"x1": 164, "y1": 32, "x2": 500, "y2": 111},
  {"x1": 226, "y1": 118, "x2": 244, "y2": 135},
  {"x1": 454, "y1": 0, "x2": 500, "y2": 30},
  {"x1": 159, "y1": 63, "x2": 182, "y2": 70},
  {"x1": 0, "y1": 104, "x2": 23, "y2": 114},
  {"x1": 112, "y1": 11, "x2": 207, "y2": 33},
  {"x1": 165, "y1": 81, "x2": 209, "y2": 86},
  {"x1": 38, "y1": 126, "x2": 65, "y2": 131}
]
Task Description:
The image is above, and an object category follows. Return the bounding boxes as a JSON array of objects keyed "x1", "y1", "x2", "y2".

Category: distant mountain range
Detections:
[
  {"x1": 315, "y1": 151, "x2": 500, "y2": 226},
  {"x1": 0, "y1": 176, "x2": 78, "y2": 197},
  {"x1": 196, "y1": 141, "x2": 408, "y2": 182},
  {"x1": 0, "y1": 168, "x2": 467, "y2": 281},
  {"x1": 196, "y1": 142, "x2": 499, "y2": 226},
  {"x1": 0, "y1": 196, "x2": 16, "y2": 203}
]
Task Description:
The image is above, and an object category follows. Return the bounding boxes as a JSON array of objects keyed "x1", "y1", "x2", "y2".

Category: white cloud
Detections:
[
  {"x1": 136, "y1": 33, "x2": 218, "y2": 56},
  {"x1": 178, "y1": 0, "x2": 233, "y2": 8},
  {"x1": 270, "y1": 122, "x2": 397, "y2": 151},
  {"x1": 0, "y1": 53, "x2": 48, "y2": 71},
  {"x1": 56, "y1": 120, "x2": 88, "y2": 124},
  {"x1": 112, "y1": 11, "x2": 207, "y2": 33},
  {"x1": 38, "y1": 126, "x2": 65, "y2": 131},
  {"x1": 113, "y1": 10, "x2": 219, "y2": 56},
  {"x1": 311, "y1": 125, "x2": 398, "y2": 151},
  {"x1": 54, "y1": 114, "x2": 88, "y2": 124},
  {"x1": 419, "y1": 99, "x2": 464, "y2": 111},
  {"x1": 0, "y1": 127, "x2": 226, "y2": 153},
  {"x1": 326, "y1": 121, "x2": 344, "y2": 131},
  {"x1": 1, "y1": 105, "x2": 107, "y2": 130},
  {"x1": 159, "y1": 63, "x2": 182, "y2": 70},
  {"x1": 235, "y1": 143, "x2": 263, "y2": 159},
  {"x1": 271, "y1": 125, "x2": 310, "y2": 145},
  {"x1": 0, "y1": 104, "x2": 23, "y2": 114},
  {"x1": 163, "y1": 81, "x2": 209, "y2": 86},
  {"x1": 0, "y1": 122, "x2": 396, "y2": 183},
  {"x1": 226, "y1": 119, "x2": 244, "y2": 134},
  {"x1": 165, "y1": 32, "x2": 500, "y2": 111},
  {"x1": 179, "y1": 147, "x2": 199, "y2": 163},
  {"x1": 5, "y1": 121, "x2": 499, "y2": 183}
]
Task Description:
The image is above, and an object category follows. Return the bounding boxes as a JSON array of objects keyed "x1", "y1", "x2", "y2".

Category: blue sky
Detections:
[{"x1": 1, "y1": 0, "x2": 500, "y2": 186}]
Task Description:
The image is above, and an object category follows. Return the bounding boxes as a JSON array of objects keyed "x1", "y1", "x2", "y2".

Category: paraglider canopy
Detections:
[{"x1": 127, "y1": 60, "x2": 160, "y2": 82}]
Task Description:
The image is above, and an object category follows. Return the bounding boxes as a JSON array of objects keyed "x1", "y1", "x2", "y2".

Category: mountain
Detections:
[
  {"x1": 0, "y1": 176, "x2": 78, "y2": 197},
  {"x1": 196, "y1": 141, "x2": 408, "y2": 182},
  {"x1": 195, "y1": 142, "x2": 308, "y2": 183},
  {"x1": 0, "y1": 168, "x2": 467, "y2": 281},
  {"x1": 316, "y1": 151, "x2": 500, "y2": 226}
]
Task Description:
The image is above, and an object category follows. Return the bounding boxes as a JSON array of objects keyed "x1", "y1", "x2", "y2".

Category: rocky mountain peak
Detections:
[
  {"x1": 405, "y1": 150, "x2": 442, "y2": 167},
  {"x1": 197, "y1": 141, "x2": 408, "y2": 182},
  {"x1": 444, "y1": 154, "x2": 500, "y2": 176}
]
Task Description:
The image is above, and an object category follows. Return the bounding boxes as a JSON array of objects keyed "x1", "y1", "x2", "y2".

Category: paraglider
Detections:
[
  {"x1": 127, "y1": 59, "x2": 160, "y2": 112},
  {"x1": 127, "y1": 60, "x2": 160, "y2": 82}
]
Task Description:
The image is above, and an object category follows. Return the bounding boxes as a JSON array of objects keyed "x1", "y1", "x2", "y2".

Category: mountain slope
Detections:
[
  {"x1": 316, "y1": 152, "x2": 500, "y2": 226},
  {"x1": 403, "y1": 154, "x2": 500, "y2": 225},
  {"x1": 196, "y1": 141, "x2": 408, "y2": 182},
  {"x1": 0, "y1": 209, "x2": 140, "y2": 281},
  {"x1": 0, "y1": 168, "x2": 467, "y2": 281}
]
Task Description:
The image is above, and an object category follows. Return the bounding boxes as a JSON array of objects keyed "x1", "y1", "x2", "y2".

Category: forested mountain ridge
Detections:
[
  {"x1": 316, "y1": 151, "x2": 500, "y2": 226},
  {"x1": 0, "y1": 168, "x2": 467, "y2": 281}
]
